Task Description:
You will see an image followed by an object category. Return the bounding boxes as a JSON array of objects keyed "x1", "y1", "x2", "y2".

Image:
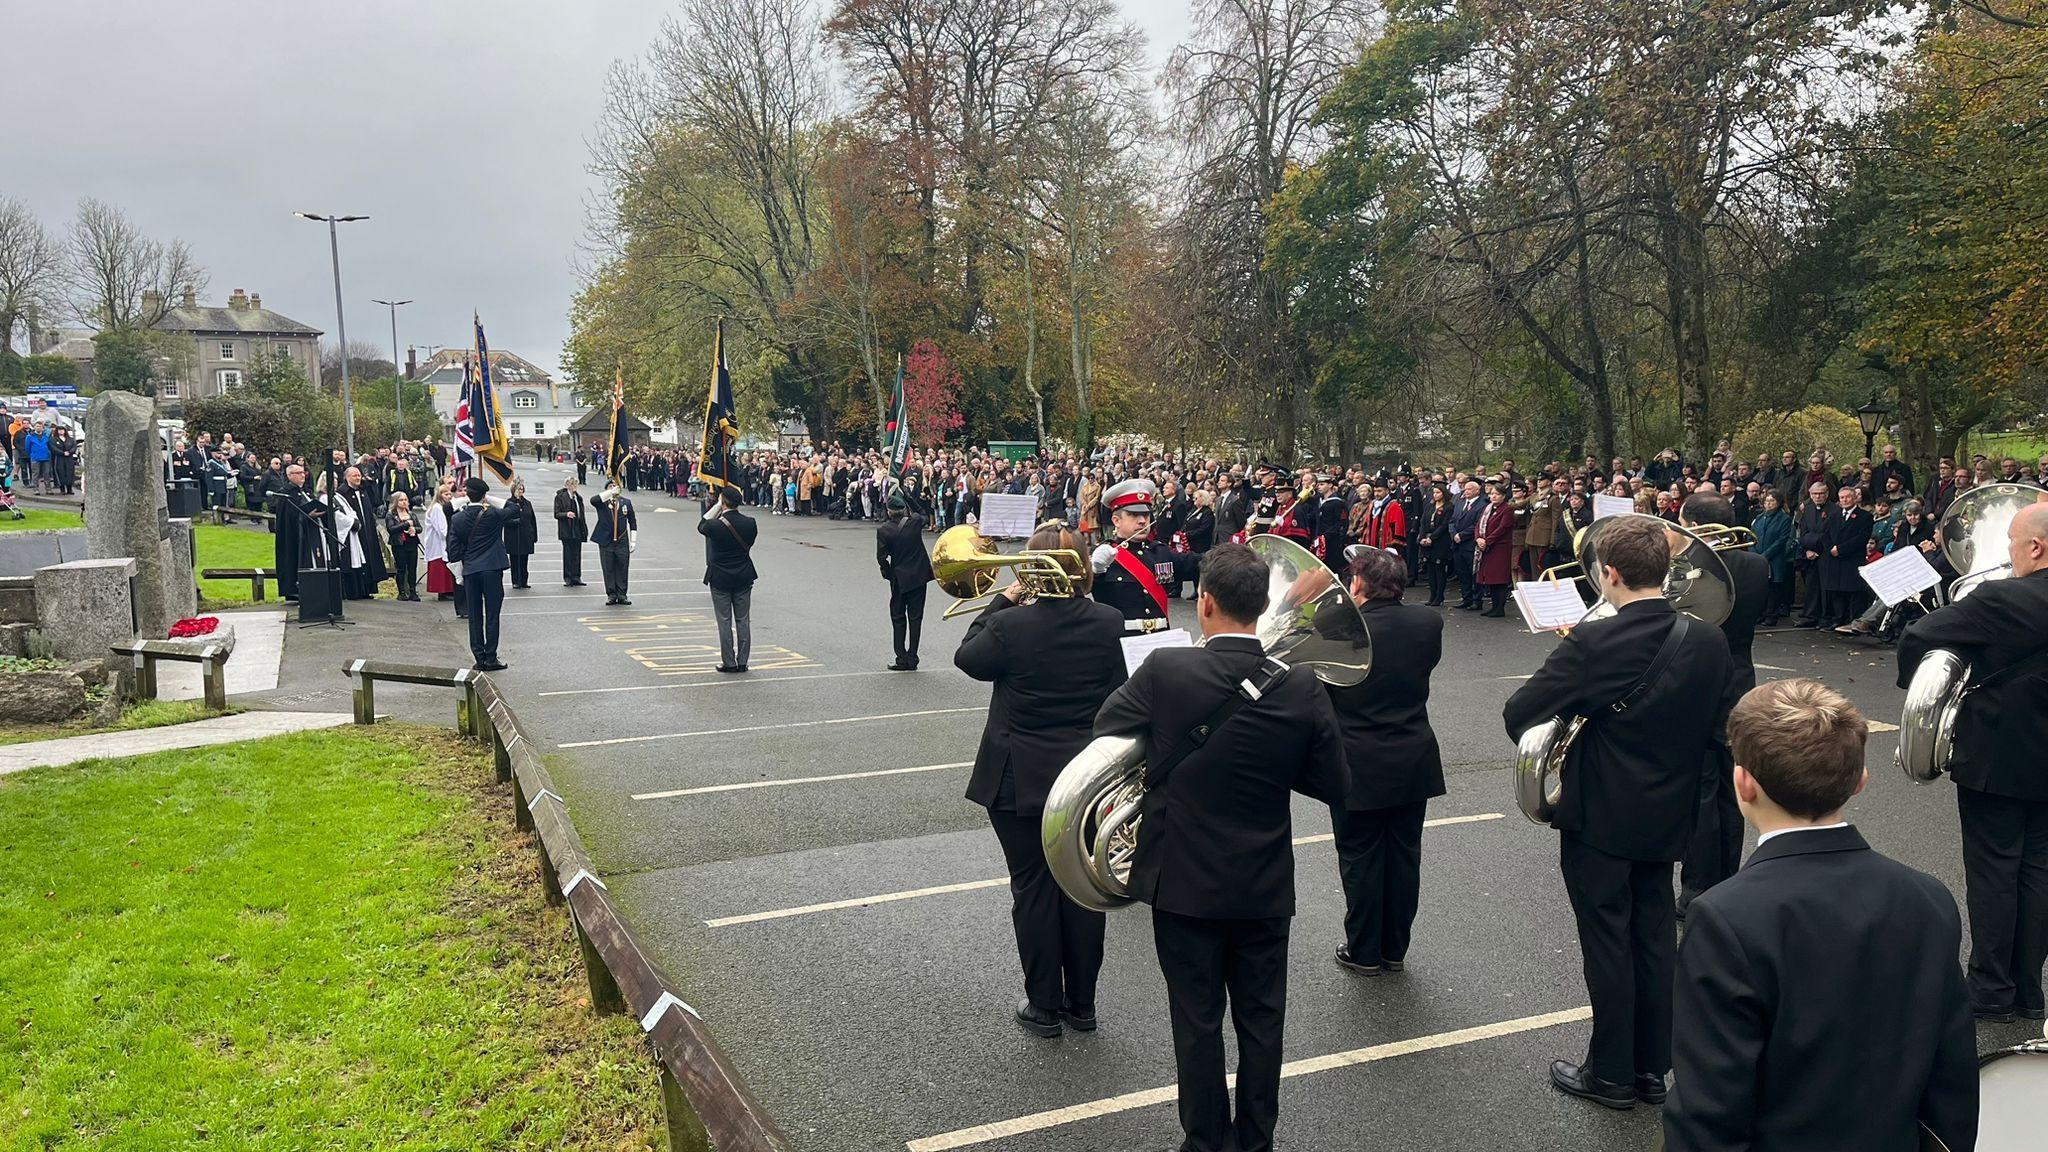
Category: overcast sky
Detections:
[{"x1": 2, "y1": 0, "x2": 1191, "y2": 380}]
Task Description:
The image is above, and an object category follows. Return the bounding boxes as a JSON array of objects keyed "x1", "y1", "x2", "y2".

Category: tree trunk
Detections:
[
  {"x1": 1896, "y1": 368, "x2": 1938, "y2": 488},
  {"x1": 1021, "y1": 246, "x2": 1044, "y2": 448}
]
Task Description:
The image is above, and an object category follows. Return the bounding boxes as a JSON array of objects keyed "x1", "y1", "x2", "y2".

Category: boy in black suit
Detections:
[
  {"x1": 1093, "y1": 542, "x2": 1348, "y2": 1152},
  {"x1": 1665, "y1": 678, "x2": 1976, "y2": 1152},
  {"x1": 875, "y1": 492, "x2": 935, "y2": 670}
]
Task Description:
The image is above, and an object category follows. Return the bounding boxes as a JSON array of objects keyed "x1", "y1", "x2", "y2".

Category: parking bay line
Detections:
[
  {"x1": 704, "y1": 813, "x2": 1506, "y2": 928},
  {"x1": 633, "y1": 761, "x2": 972, "y2": 800},
  {"x1": 905, "y1": 1005, "x2": 1592, "y2": 1151},
  {"x1": 559, "y1": 707, "x2": 985, "y2": 749}
]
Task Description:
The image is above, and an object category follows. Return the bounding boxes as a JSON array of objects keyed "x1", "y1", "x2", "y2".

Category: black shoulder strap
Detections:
[
  {"x1": 1146, "y1": 655, "x2": 1293, "y2": 790},
  {"x1": 1612, "y1": 615, "x2": 1688, "y2": 714}
]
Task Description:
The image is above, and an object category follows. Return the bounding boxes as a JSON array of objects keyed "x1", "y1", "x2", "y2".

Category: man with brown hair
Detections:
[
  {"x1": 1505, "y1": 515, "x2": 1733, "y2": 1109},
  {"x1": 1665, "y1": 679, "x2": 1976, "y2": 1152}
]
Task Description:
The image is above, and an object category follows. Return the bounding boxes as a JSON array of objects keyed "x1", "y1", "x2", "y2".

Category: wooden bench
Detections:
[
  {"x1": 201, "y1": 567, "x2": 278, "y2": 601},
  {"x1": 113, "y1": 638, "x2": 232, "y2": 711},
  {"x1": 211, "y1": 505, "x2": 276, "y2": 528},
  {"x1": 341, "y1": 659, "x2": 483, "y2": 731}
]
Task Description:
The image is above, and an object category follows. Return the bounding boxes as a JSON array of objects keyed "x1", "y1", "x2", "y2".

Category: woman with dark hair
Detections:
[
  {"x1": 1324, "y1": 546, "x2": 1445, "y2": 974},
  {"x1": 954, "y1": 524, "x2": 1131, "y2": 1037},
  {"x1": 1473, "y1": 479, "x2": 1516, "y2": 616},
  {"x1": 504, "y1": 480, "x2": 539, "y2": 590},
  {"x1": 1750, "y1": 490, "x2": 1797, "y2": 625},
  {"x1": 1416, "y1": 484, "x2": 1452, "y2": 606}
]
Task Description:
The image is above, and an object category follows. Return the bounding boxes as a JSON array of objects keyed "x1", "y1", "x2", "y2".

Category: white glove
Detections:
[
  {"x1": 1090, "y1": 543, "x2": 1117, "y2": 572},
  {"x1": 629, "y1": 529, "x2": 639, "y2": 554},
  {"x1": 603, "y1": 485, "x2": 621, "y2": 501}
]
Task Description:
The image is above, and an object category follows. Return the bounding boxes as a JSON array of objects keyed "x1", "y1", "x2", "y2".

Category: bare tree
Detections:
[
  {"x1": 0, "y1": 196, "x2": 62, "y2": 360},
  {"x1": 65, "y1": 197, "x2": 205, "y2": 330}
]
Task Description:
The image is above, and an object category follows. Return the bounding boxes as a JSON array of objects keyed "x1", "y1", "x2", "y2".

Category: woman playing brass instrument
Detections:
[{"x1": 954, "y1": 524, "x2": 1130, "y2": 1037}]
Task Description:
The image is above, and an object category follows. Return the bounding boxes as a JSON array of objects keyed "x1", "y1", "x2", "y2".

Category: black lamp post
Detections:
[{"x1": 1856, "y1": 390, "x2": 1889, "y2": 461}]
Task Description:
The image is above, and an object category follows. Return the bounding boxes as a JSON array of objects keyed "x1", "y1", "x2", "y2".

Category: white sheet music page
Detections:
[
  {"x1": 1859, "y1": 546, "x2": 1943, "y2": 607},
  {"x1": 1513, "y1": 580, "x2": 1590, "y2": 633},
  {"x1": 1593, "y1": 494, "x2": 1635, "y2": 521},
  {"x1": 1120, "y1": 628, "x2": 1195, "y2": 676}
]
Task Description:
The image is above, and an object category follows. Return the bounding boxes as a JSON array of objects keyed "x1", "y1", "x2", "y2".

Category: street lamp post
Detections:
[
  {"x1": 295, "y1": 212, "x2": 369, "y2": 458},
  {"x1": 372, "y1": 297, "x2": 412, "y2": 433},
  {"x1": 1856, "y1": 389, "x2": 1890, "y2": 462}
]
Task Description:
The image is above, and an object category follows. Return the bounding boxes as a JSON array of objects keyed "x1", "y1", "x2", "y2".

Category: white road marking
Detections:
[
  {"x1": 707, "y1": 813, "x2": 1506, "y2": 927},
  {"x1": 508, "y1": 590, "x2": 710, "y2": 601},
  {"x1": 634, "y1": 761, "x2": 972, "y2": 801},
  {"x1": 538, "y1": 670, "x2": 903, "y2": 697},
  {"x1": 559, "y1": 706, "x2": 985, "y2": 749},
  {"x1": 904, "y1": 1005, "x2": 1593, "y2": 1151}
]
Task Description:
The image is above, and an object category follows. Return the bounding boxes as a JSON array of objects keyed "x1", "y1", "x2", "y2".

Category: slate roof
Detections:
[{"x1": 155, "y1": 304, "x2": 321, "y2": 337}]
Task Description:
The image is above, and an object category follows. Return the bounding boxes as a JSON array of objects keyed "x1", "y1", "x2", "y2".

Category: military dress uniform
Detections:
[{"x1": 1092, "y1": 478, "x2": 1177, "y2": 633}]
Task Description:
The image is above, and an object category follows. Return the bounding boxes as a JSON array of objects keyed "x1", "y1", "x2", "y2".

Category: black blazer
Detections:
[
  {"x1": 1094, "y1": 634, "x2": 1349, "y2": 920},
  {"x1": 1324, "y1": 600, "x2": 1445, "y2": 809},
  {"x1": 446, "y1": 502, "x2": 510, "y2": 575},
  {"x1": 1664, "y1": 826, "x2": 1976, "y2": 1152},
  {"x1": 698, "y1": 508, "x2": 759, "y2": 590},
  {"x1": 503, "y1": 496, "x2": 538, "y2": 556},
  {"x1": 1897, "y1": 567, "x2": 2048, "y2": 799},
  {"x1": 956, "y1": 595, "x2": 1129, "y2": 811},
  {"x1": 1502, "y1": 598, "x2": 1734, "y2": 861},
  {"x1": 553, "y1": 489, "x2": 588, "y2": 544},
  {"x1": 1717, "y1": 545, "x2": 1770, "y2": 693},
  {"x1": 876, "y1": 514, "x2": 935, "y2": 589}
]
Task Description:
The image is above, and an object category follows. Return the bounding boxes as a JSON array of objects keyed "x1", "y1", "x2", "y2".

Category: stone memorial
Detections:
[
  {"x1": 33, "y1": 558, "x2": 138, "y2": 661},
  {"x1": 84, "y1": 391, "x2": 182, "y2": 638}
]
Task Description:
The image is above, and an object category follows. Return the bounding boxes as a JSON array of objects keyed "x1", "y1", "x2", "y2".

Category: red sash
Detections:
[{"x1": 1113, "y1": 545, "x2": 1171, "y2": 617}]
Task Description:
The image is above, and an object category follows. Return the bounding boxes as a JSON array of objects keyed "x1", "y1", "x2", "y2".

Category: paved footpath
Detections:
[
  {"x1": 253, "y1": 461, "x2": 2048, "y2": 1151},
  {"x1": 0, "y1": 710, "x2": 353, "y2": 775}
]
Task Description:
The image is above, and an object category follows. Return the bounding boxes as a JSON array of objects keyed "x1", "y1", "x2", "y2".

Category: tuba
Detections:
[
  {"x1": 1041, "y1": 533, "x2": 1371, "y2": 911},
  {"x1": 930, "y1": 523, "x2": 1083, "y2": 619},
  {"x1": 1514, "y1": 514, "x2": 1736, "y2": 823},
  {"x1": 1897, "y1": 482, "x2": 2048, "y2": 781}
]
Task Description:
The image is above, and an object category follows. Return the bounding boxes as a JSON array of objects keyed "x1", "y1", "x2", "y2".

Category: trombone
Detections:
[
  {"x1": 931, "y1": 523, "x2": 1084, "y2": 618},
  {"x1": 1536, "y1": 520, "x2": 1754, "y2": 585}
]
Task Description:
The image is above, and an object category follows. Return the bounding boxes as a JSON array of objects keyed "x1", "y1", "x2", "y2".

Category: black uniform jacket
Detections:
[
  {"x1": 1093, "y1": 536, "x2": 1175, "y2": 628},
  {"x1": 956, "y1": 595, "x2": 1128, "y2": 811},
  {"x1": 1094, "y1": 634, "x2": 1349, "y2": 920},
  {"x1": 554, "y1": 489, "x2": 588, "y2": 544},
  {"x1": 1717, "y1": 545, "x2": 1770, "y2": 694},
  {"x1": 876, "y1": 514, "x2": 936, "y2": 589},
  {"x1": 1502, "y1": 598, "x2": 1734, "y2": 861},
  {"x1": 1664, "y1": 826, "x2": 1977, "y2": 1152},
  {"x1": 1897, "y1": 567, "x2": 2048, "y2": 799},
  {"x1": 698, "y1": 508, "x2": 759, "y2": 590},
  {"x1": 1324, "y1": 600, "x2": 1445, "y2": 810}
]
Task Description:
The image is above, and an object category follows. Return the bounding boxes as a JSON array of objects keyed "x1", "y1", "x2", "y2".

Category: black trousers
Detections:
[
  {"x1": 1680, "y1": 744, "x2": 1742, "y2": 908},
  {"x1": 1452, "y1": 546, "x2": 1476, "y2": 605},
  {"x1": 1956, "y1": 785, "x2": 2048, "y2": 1015},
  {"x1": 576, "y1": 460, "x2": 587, "y2": 484},
  {"x1": 1797, "y1": 563, "x2": 1824, "y2": 621},
  {"x1": 988, "y1": 806, "x2": 1105, "y2": 1012},
  {"x1": 510, "y1": 553, "x2": 529, "y2": 588},
  {"x1": 392, "y1": 542, "x2": 418, "y2": 598},
  {"x1": 1152, "y1": 908, "x2": 1290, "y2": 1152},
  {"x1": 465, "y1": 568, "x2": 503, "y2": 664},
  {"x1": 1559, "y1": 832, "x2": 1675, "y2": 1084},
  {"x1": 561, "y1": 541, "x2": 582, "y2": 585},
  {"x1": 888, "y1": 582, "x2": 927, "y2": 666},
  {"x1": 1425, "y1": 559, "x2": 1448, "y2": 603},
  {"x1": 597, "y1": 541, "x2": 630, "y2": 601},
  {"x1": 1330, "y1": 800, "x2": 1427, "y2": 965}
]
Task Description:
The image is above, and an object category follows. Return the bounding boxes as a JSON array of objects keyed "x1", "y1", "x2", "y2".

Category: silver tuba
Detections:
[
  {"x1": 1040, "y1": 534, "x2": 1371, "y2": 912},
  {"x1": 1939, "y1": 482, "x2": 2047, "y2": 601},
  {"x1": 1513, "y1": 514, "x2": 1737, "y2": 823}
]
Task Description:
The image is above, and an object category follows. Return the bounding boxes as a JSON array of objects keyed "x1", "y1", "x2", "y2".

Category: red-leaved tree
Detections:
[{"x1": 902, "y1": 339, "x2": 965, "y2": 448}]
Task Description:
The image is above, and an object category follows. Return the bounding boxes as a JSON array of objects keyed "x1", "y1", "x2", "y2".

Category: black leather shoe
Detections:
[
  {"x1": 887, "y1": 662, "x2": 913, "y2": 671},
  {"x1": 1015, "y1": 999, "x2": 1062, "y2": 1037},
  {"x1": 1334, "y1": 945, "x2": 1381, "y2": 975},
  {"x1": 1550, "y1": 1061, "x2": 1635, "y2": 1110},
  {"x1": 1061, "y1": 1003, "x2": 1097, "y2": 1032},
  {"x1": 1481, "y1": 608, "x2": 1505, "y2": 617},
  {"x1": 714, "y1": 665, "x2": 741, "y2": 674},
  {"x1": 1634, "y1": 1072, "x2": 1667, "y2": 1104},
  {"x1": 616, "y1": 598, "x2": 631, "y2": 606}
]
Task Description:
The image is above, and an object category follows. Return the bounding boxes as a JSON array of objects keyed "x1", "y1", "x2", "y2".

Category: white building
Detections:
[{"x1": 414, "y1": 347, "x2": 591, "y2": 449}]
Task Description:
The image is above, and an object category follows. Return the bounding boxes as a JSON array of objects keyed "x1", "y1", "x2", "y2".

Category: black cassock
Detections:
[
  {"x1": 337, "y1": 485, "x2": 387, "y2": 598},
  {"x1": 272, "y1": 483, "x2": 304, "y2": 599},
  {"x1": 278, "y1": 487, "x2": 337, "y2": 586}
]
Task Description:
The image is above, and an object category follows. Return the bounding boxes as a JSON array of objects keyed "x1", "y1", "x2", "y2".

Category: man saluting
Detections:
[{"x1": 1090, "y1": 478, "x2": 1177, "y2": 633}]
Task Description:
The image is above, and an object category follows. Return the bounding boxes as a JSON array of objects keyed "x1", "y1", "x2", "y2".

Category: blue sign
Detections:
[{"x1": 26, "y1": 384, "x2": 76, "y2": 394}]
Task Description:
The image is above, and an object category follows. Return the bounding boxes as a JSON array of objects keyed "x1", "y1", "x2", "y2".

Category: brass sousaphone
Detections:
[
  {"x1": 1513, "y1": 513, "x2": 1737, "y2": 823},
  {"x1": 1040, "y1": 534, "x2": 1371, "y2": 912}
]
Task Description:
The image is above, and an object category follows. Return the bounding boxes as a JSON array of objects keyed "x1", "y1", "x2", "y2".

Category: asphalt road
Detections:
[{"x1": 442, "y1": 459, "x2": 2037, "y2": 1152}]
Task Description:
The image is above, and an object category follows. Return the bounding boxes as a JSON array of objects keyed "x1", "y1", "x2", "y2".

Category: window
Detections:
[
  {"x1": 512, "y1": 391, "x2": 539, "y2": 409},
  {"x1": 217, "y1": 369, "x2": 243, "y2": 392},
  {"x1": 162, "y1": 379, "x2": 181, "y2": 399},
  {"x1": 219, "y1": 341, "x2": 236, "y2": 361},
  {"x1": 270, "y1": 344, "x2": 293, "y2": 365},
  {"x1": 533, "y1": 422, "x2": 545, "y2": 436},
  {"x1": 509, "y1": 422, "x2": 523, "y2": 437}
]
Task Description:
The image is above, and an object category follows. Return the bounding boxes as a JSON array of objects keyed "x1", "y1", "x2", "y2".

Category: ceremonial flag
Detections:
[
  {"x1": 885, "y1": 353, "x2": 910, "y2": 479},
  {"x1": 469, "y1": 314, "x2": 515, "y2": 484},
  {"x1": 696, "y1": 320, "x2": 738, "y2": 492},
  {"x1": 452, "y1": 357, "x2": 476, "y2": 481},
  {"x1": 605, "y1": 363, "x2": 629, "y2": 480}
]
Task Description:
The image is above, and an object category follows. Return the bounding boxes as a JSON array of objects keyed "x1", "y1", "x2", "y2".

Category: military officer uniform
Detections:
[{"x1": 1091, "y1": 478, "x2": 1177, "y2": 634}]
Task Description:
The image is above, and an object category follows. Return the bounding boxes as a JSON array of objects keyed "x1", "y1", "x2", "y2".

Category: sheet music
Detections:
[
  {"x1": 1593, "y1": 494, "x2": 1635, "y2": 521},
  {"x1": 1513, "y1": 580, "x2": 1590, "y2": 633},
  {"x1": 1121, "y1": 628, "x2": 1194, "y2": 676},
  {"x1": 976, "y1": 493, "x2": 1041, "y2": 539},
  {"x1": 1859, "y1": 545, "x2": 1943, "y2": 607}
]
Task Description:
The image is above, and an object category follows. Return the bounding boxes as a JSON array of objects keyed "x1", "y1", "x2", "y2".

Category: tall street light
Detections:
[
  {"x1": 295, "y1": 212, "x2": 369, "y2": 458},
  {"x1": 372, "y1": 297, "x2": 412, "y2": 433},
  {"x1": 1856, "y1": 389, "x2": 1890, "y2": 462}
]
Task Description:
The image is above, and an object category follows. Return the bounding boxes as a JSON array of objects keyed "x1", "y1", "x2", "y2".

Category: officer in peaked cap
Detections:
[
  {"x1": 1246, "y1": 461, "x2": 1292, "y2": 536},
  {"x1": 1090, "y1": 478, "x2": 1178, "y2": 633}
]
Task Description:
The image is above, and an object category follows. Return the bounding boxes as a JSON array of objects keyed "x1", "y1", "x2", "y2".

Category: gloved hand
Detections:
[
  {"x1": 1091, "y1": 542, "x2": 1117, "y2": 572},
  {"x1": 603, "y1": 485, "x2": 621, "y2": 501},
  {"x1": 629, "y1": 530, "x2": 639, "y2": 554}
]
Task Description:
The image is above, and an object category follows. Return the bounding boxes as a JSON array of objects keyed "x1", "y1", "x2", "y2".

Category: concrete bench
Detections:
[
  {"x1": 201, "y1": 567, "x2": 277, "y2": 601},
  {"x1": 212, "y1": 505, "x2": 276, "y2": 528},
  {"x1": 341, "y1": 659, "x2": 483, "y2": 731},
  {"x1": 114, "y1": 638, "x2": 231, "y2": 711}
]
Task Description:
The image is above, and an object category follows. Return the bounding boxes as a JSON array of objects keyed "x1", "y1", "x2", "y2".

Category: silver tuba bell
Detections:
[
  {"x1": 1938, "y1": 482, "x2": 2047, "y2": 601},
  {"x1": 1041, "y1": 534, "x2": 1371, "y2": 911},
  {"x1": 1513, "y1": 514, "x2": 1737, "y2": 823}
]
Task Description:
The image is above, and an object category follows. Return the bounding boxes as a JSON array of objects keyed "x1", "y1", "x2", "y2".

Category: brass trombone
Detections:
[
  {"x1": 931, "y1": 523, "x2": 1084, "y2": 618},
  {"x1": 1536, "y1": 520, "x2": 1755, "y2": 585}
]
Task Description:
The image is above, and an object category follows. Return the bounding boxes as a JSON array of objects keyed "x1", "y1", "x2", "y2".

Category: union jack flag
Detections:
[{"x1": 452, "y1": 356, "x2": 476, "y2": 481}]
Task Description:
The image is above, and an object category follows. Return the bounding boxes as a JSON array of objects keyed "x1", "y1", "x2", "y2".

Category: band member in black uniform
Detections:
[
  {"x1": 955, "y1": 525, "x2": 1129, "y2": 1037},
  {"x1": 1243, "y1": 461, "x2": 1286, "y2": 537},
  {"x1": 1325, "y1": 546, "x2": 1443, "y2": 975},
  {"x1": 1311, "y1": 472, "x2": 1349, "y2": 570},
  {"x1": 1503, "y1": 516, "x2": 1733, "y2": 1109},
  {"x1": 1677, "y1": 492, "x2": 1770, "y2": 911},
  {"x1": 1664, "y1": 678, "x2": 1977, "y2": 1152},
  {"x1": 1897, "y1": 501, "x2": 2048, "y2": 1021},
  {"x1": 1090, "y1": 478, "x2": 1176, "y2": 633},
  {"x1": 876, "y1": 492, "x2": 935, "y2": 670},
  {"x1": 1094, "y1": 543, "x2": 1348, "y2": 1152}
]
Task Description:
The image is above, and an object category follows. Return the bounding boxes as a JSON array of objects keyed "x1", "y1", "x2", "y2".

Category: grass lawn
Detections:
[
  {"x1": 0, "y1": 725, "x2": 663, "y2": 1151},
  {"x1": 1971, "y1": 429, "x2": 2048, "y2": 464},
  {"x1": 0, "y1": 507, "x2": 85, "y2": 532},
  {"x1": 194, "y1": 523, "x2": 283, "y2": 605},
  {"x1": 0, "y1": 697, "x2": 233, "y2": 748}
]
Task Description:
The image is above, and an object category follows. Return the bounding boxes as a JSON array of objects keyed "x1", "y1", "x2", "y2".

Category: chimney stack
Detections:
[
  {"x1": 141, "y1": 289, "x2": 163, "y2": 315},
  {"x1": 181, "y1": 284, "x2": 197, "y2": 308},
  {"x1": 405, "y1": 346, "x2": 418, "y2": 380},
  {"x1": 250, "y1": 292, "x2": 262, "y2": 311},
  {"x1": 228, "y1": 288, "x2": 248, "y2": 311}
]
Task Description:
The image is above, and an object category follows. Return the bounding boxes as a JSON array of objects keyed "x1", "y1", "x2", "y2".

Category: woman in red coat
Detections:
[{"x1": 1473, "y1": 478, "x2": 1517, "y2": 617}]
